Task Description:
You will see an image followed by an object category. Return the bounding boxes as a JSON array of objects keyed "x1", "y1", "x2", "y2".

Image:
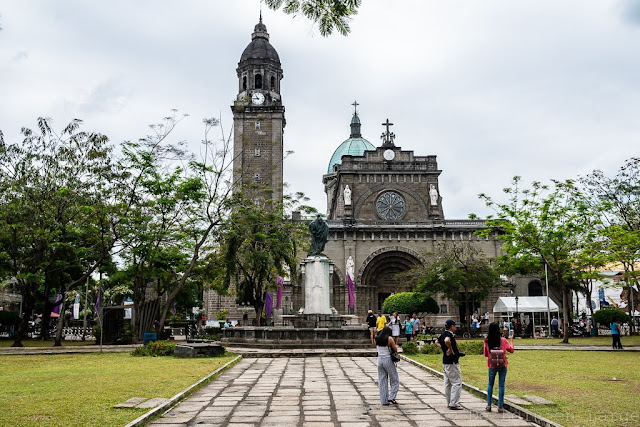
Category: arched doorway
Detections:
[{"x1": 358, "y1": 247, "x2": 423, "y2": 313}]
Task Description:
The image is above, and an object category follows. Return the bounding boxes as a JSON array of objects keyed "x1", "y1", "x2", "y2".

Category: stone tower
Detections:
[{"x1": 231, "y1": 17, "x2": 285, "y2": 202}]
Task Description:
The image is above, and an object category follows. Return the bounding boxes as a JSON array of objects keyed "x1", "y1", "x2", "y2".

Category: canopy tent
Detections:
[{"x1": 493, "y1": 297, "x2": 559, "y2": 313}]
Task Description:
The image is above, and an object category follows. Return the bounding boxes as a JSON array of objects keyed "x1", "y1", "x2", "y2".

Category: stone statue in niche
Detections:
[
  {"x1": 429, "y1": 184, "x2": 439, "y2": 206},
  {"x1": 346, "y1": 256, "x2": 355, "y2": 279},
  {"x1": 308, "y1": 214, "x2": 329, "y2": 256},
  {"x1": 343, "y1": 185, "x2": 352, "y2": 206}
]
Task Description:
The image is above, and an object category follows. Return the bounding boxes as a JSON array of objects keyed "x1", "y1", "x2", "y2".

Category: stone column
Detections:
[{"x1": 301, "y1": 255, "x2": 334, "y2": 315}]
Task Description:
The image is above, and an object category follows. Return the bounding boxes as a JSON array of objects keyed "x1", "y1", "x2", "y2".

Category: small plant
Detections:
[
  {"x1": 131, "y1": 340, "x2": 176, "y2": 357},
  {"x1": 401, "y1": 341, "x2": 419, "y2": 354},
  {"x1": 217, "y1": 309, "x2": 229, "y2": 320}
]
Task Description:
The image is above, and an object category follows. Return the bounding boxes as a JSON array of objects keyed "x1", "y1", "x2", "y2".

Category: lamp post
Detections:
[{"x1": 515, "y1": 295, "x2": 519, "y2": 335}]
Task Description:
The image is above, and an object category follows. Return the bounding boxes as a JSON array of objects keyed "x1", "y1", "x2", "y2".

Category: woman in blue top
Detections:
[
  {"x1": 403, "y1": 315, "x2": 413, "y2": 343},
  {"x1": 610, "y1": 321, "x2": 623, "y2": 349}
]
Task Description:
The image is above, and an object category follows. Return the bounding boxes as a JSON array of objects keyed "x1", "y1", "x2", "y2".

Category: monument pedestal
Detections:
[{"x1": 301, "y1": 255, "x2": 333, "y2": 316}]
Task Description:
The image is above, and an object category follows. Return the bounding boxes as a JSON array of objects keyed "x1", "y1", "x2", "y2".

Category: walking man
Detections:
[
  {"x1": 551, "y1": 316, "x2": 559, "y2": 337},
  {"x1": 436, "y1": 319, "x2": 465, "y2": 410}
]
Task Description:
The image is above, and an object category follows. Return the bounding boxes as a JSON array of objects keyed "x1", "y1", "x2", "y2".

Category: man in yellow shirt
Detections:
[{"x1": 376, "y1": 310, "x2": 387, "y2": 332}]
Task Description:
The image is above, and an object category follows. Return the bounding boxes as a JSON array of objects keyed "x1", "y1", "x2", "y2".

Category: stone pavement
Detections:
[{"x1": 148, "y1": 357, "x2": 538, "y2": 427}]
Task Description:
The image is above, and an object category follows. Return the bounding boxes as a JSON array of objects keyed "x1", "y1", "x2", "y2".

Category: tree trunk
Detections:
[
  {"x1": 12, "y1": 283, "x2": 33, "y2": 347},
  {"x1": 53, "y1": 297, "x2": 66, "y2": 346},
  {"x1": 561, "y1": 283, "x2": 570, "y2": 344},
  {"x1": 586, "y1": 287, "x2": 596, "y2": 336}
]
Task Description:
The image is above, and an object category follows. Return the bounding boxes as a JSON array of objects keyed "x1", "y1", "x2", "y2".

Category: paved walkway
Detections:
[{"x1": 148, "y1": 357, "x2": 537, "y2": 427}]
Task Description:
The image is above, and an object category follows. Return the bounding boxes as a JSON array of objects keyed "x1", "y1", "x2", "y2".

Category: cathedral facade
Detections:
[{"x1": 204, "y1": 20, "x2": 551, "y2": 325}]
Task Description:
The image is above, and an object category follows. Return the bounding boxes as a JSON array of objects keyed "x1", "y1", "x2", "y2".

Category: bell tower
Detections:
[{"x1": 231, "y1": 18, "x2": 285, "y2": 203}]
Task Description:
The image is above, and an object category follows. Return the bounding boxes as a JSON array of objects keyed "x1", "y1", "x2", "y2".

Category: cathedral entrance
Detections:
[{"x1": 358, "y1": 248, "x2": 423, "y2": 314}]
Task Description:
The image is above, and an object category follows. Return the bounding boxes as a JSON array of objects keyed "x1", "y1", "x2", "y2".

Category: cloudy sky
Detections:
[{"x1": 1, "y1": 1, "x2": 639, "y2": 218}]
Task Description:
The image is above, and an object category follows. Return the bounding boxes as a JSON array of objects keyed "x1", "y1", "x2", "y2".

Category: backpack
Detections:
[{"x1": 488, "y1": 342, "x2": 506, "y2": 369}]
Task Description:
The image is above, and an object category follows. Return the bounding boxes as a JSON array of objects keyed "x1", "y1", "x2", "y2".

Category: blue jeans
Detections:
[{"x1": 487, "y1": 367, "x2": 507, "y2": 407}]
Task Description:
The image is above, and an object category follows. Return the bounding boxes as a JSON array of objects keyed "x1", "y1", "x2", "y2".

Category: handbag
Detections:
[{"x1": 391, "y1": 351, "x2": 400, "y2": 363}]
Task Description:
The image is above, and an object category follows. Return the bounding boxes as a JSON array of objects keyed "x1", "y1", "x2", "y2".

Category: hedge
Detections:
[
  {"x1": 593, "y1": 308, "x2": 630, "y2": 325},
  {"x1": 382, "y1": 292, "x2": 438, "y2": 315}
]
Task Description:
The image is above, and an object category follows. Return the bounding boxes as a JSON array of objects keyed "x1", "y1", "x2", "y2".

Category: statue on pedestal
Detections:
[{"x1": 308, "y1": 214, "x2": 329, "y2": 256}]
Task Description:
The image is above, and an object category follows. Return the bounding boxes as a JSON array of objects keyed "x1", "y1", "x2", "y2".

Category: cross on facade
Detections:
[
  {"x1": 380, "y1": 118, "x2": 396, "y2": 147},
  {"x1": 352, "y1": 100, "x2": 359, "y2": 114}
]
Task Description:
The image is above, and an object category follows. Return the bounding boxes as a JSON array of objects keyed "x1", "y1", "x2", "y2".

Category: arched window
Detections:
[
  {"x1": 270, "y1": 76, "x2": 276, "y2": 90},
  {"x1": 528, "y1": 281, "x2": 543, "y2": 296},
  {"x1": 254, "y1": 74, "x2": 262, "y2": 89},
  {"x1": 242, "y1": 76, "x2": 247, "y2": 90}
]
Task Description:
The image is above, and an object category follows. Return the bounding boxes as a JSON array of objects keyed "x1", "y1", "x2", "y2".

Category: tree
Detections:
[
  {"x1": 381, "y1": 292, "x2": 438, "y2": 315},
  {"x1": 265, "y1": 0, "x2": 361, "y2": 36},
  {"x1": 480, "y1": 177, "x2": 587, "y2": 343},
  {"x1": 408, "y1": 242, "x2": 499, "y2": 329},
  {"x1": 578, "y1": 158, "x2": 640, "y2": 334},
  {"x1": 214, "y1": 192, "x2": 312, "y2": 324},
  {"x1": 0, "y1": 118, "x2": 119, "y2": 346},
  {"x1": 117, "y1": 113, "x2": 235, "y2": 340}
]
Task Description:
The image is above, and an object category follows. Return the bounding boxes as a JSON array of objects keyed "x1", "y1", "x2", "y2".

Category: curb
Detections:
[
  {"x1": 123, "y1": 354, "x2": 242, "y2": 427},
  {"x1": 401, "y1": 355, "x2": 564, "y2": 427}
]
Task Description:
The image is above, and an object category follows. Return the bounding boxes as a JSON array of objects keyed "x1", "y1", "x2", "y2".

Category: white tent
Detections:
[{"x1": 493, "y1": 296, "x2": 559, "y2": 313}]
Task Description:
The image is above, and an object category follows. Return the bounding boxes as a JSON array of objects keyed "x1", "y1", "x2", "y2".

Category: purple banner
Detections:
[
  {"x1": 347, "y1": 274, "x2": 355, "y2": 309},
  {"x1": 95, "y1": 291, "x2": 100, "y2": 316},
  {"x1": 173, "y1": 301, "x2": 177, "y2": 316},
  {"x1": 52, "y1": 294, "x2": 62, "y2": 314},
  {"x1": 265, "y1": 292, "x2": 273, "y2": 317},
  {"x1": 276, "y1": 276, "x2": 283, "y2": 310}
]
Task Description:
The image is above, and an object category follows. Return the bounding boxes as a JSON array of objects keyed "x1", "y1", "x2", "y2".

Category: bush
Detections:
[
  {"x1": 457, "y1": 340, "x2": 484, "y2": 355},
  {"x1": 382, "y1": 292, "x2": 438, "y2": 314},
  {"x1": 421, "y1": 343, "x2": 442, "y2": 354},
  {"x1": 0, "y1": 311, "x2": 20, "y2": 326},
  {"x1": 131, "y1": 340, "x2": 176, "y2": 357},
  {"x1": 401, "y1": 340, "x2": 419, "y2": 354},
  {"x1": 593, "y1": 308, "x2": 630, "y2": 325}
]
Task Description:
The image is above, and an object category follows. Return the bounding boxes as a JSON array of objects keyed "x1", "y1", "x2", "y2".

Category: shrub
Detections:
[
  {"x1": 421, "y1": 343, "x2": 442, "y2": 354},
  {"x1": 131, "y1": 340, "x2": 176, "y2": 357},
  {"x1": 593, "y1": 308, "x2": 630, "y2": 326},
  {"x1": 457, "y1": 340, "x2": 484, "y2": 355},
  {"x1": 382, "y1": 292, "x2": 438, "y2": 315},
  {"x1": 401, "y1": 341, "x2": 419, "y2": 354},
  {"x1": 0, "y1": 311, "x2": 20, "y2": 326}
]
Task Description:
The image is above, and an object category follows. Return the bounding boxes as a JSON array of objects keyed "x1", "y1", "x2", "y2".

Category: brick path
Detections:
[{"x1": 148, "y1": 357, "x2": 537, "y2": 427}]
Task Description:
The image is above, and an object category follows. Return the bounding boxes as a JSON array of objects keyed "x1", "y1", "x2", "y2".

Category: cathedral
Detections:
[{"x1": 204, "y1": 19, "x2": 552, "y2": 325}]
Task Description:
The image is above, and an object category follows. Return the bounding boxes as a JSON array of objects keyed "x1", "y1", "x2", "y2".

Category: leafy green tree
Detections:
[
  {"x1": 381, "y1": 292, "x2": 438, "y2": 315},
  {"x1": 117, "y1": 113, "x2": 235, "y2": 340},
  {"x1": 214, "y1": 192, "x2": 313, "y2": 324},
  {"x1": 266, "y1": 0, "x2": 361, "y2": 36},
  {"x1": 0, "y1": 118, "x2": 119, "y2": 346},
  {"x1": 480, "y1": 177, "x2": 588, "y2": 343},
  {"x1": 578, "y1": 158, "x2": 640, "y2": 333},
  {"x1": 408, "y1": 242, "x2": 499, "y2": 329}
]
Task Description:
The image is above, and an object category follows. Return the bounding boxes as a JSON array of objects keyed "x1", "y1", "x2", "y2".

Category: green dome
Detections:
[{"x1": 327, "y1": 136, "x2": 374, "y2": 173}]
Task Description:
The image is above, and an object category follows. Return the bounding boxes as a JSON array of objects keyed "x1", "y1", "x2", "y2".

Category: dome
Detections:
[
  {"x1": 327, "y1": 111, "x2": 374, "y2": 173},
  {"x1": 239, "y1": 21, "x2": 281, "y2": 65},
  {"x1": 327, "y1": 137, "x2": 375, "y2": 173}
]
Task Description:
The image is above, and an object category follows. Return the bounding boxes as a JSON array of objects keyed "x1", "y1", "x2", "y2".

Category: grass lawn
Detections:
[
  {"x1": 0, "y1": 352, "x2": 238, "y2": 427},
  {"x1": 0, "y1": 339, "x2": 97, "y2": 347},
  {"x1": 499, "y1": 336, "x2": 640, "y2": 346},
  {"x1": 408, "y1": 351, "x2": 640, "y2": 427}
]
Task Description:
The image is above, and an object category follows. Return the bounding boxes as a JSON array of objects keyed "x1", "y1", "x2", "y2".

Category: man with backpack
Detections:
[
  {"x1": 483, "y1": 322, "x2": 515, "y2": 413},
  {"x1": 436, "y1": 319, "x2": 465, "y2": 410}
]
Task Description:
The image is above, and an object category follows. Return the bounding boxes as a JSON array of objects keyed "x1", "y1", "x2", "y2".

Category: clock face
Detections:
[
  {"x1": 376, "y1": 191, "x2": 406, "y2": 220},
  {"x1": 383, "y1": 149, "x2": 395, "y2": 161},
  {"x1": 251, "y1": 92, "x2": 265, "y2": 105}
]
